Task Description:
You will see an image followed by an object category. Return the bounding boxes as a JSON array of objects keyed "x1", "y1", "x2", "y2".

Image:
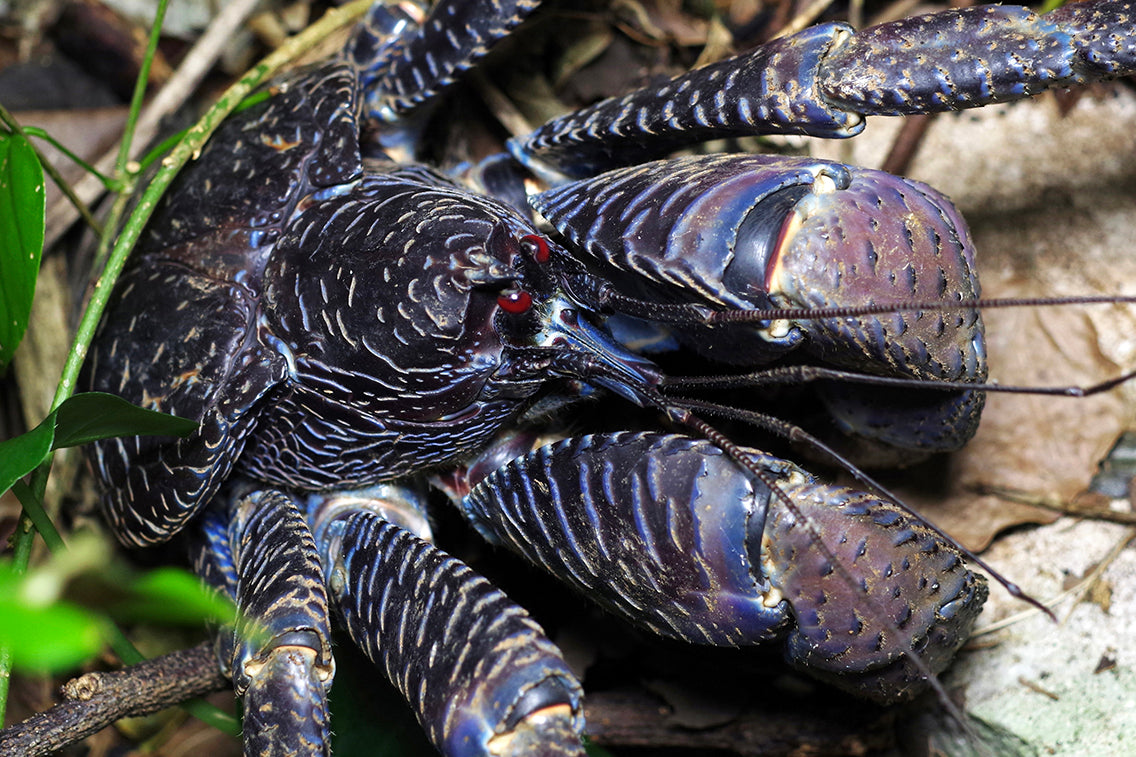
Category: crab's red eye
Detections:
[
  {"x1": 497, "y1": 289, "x2": 533, "y2": 314},
  {"x1": 520, "y1": 234, "x2": 551, "y2": 263}
]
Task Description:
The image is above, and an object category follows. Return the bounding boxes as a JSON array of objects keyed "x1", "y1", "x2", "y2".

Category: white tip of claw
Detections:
[
  {"x1": 486, "y1": 703, "x2": 583, "y2": 757},
  {"x1": 759, "y1": 534, "x2": 786, "y2": 608},
  {"x1": 766, "y1": 319, "x2": 792, "y2": 339},
  {"x1": 812, "y1": 173, "x2": 838, "y2": 194}
]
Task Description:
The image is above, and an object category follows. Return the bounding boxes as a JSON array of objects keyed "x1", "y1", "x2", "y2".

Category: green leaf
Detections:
[
  {"x1": 0, "y1": 601, "x2": 104, "y2": 671},
  {"x1": 0, "y1": 392, "x2": 197, "y2": 497},
  {"x1": 0, "y1": 565, "x2": 104, "y2": 672},
  {"x1": 0, "y1": 131, "x2": 46, "y2": 373},
  {"x1": 0, "y1": 421, "x2": 55, "y2": 501},
  {"x1": 0, "y1": 538, "x2": 235, "y2": 672},
  {"x1": 109, "y1": 568, "x2": 237, "y2": 627},
  {"x1": 52, "y1": 391, "x2": 198, "y2": 448}
]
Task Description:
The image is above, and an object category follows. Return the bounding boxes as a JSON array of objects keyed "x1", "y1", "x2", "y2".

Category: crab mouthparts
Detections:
[{"x1": 544, "y1": 298, "x2": 663, "y2": 407}]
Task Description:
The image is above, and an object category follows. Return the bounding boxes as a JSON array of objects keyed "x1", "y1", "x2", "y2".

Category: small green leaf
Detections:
[
  {"x1": 0, "y1": 421, "x2": 55, "y2": 499},
  {"x1": 0, "y1": 131, "x2": 46, "y2": 373},
  {"x1": 52, "y1": 391, "x2": 198, "y2": 448},
  {"x1": 0, "y1": 392, "x2": 197, "y2": 498},
  {"x1": 0, "y1": 565, "x2": 104, "y2": 672},
  {"x1": 0, "y1": 539, "x2": 236, "y2": 673},
  {"x1": 0, "y1": 601, "x2": 104, "y2": 671},
  {"x1": 110, "y1": 568, "x2": 237, "y2": 627}
]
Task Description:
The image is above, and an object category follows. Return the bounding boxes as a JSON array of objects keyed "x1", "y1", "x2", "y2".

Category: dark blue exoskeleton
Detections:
[{"x1": 79, "y1": 1, "x2": 1135, "y2": 754}]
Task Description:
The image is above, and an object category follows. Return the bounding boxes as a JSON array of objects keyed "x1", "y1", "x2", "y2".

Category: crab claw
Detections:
[
  {"x1": 461, "y1": 431, "x2": 986, "y2": 702},
  {"x1": 762, "y1": 473, "x2": 988, "y2": 702},
  {"x1": 766, "y1": 159, "x2": 987, "y2": 453},
  {"x1": 532, "y1": 153, "x2": 988, "y2": 453}
]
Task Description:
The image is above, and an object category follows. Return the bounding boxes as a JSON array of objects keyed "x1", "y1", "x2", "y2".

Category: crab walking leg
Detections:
[
  {"x1": 509, "y1": 0, "x2": 1136, "y2": 180},
  {"x1": 355, "y1": 0, "x2": 542, "y2": 123},
  {"x1": 306, "y1": 491, "x2": 585, "y2": 757},
  {"x1": 460, "y1": 432, "x2": 988, "y2": 703},
  {"x1": 193, "y1": 489, "x2": 334, "y2": 757}
]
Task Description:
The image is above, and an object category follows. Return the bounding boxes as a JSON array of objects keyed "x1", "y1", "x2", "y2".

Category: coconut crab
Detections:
[{"x1": 45, "y1": 0, "x2": 1136, "y2": 754}]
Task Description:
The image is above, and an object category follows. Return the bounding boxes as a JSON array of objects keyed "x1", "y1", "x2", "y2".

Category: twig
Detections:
[
  {"x1": 0, "y1": 107, "x2": 104, "y2": 236},
  {"x1": 0, "y1": 642, "x2": 229, "y2": 757},
  {"x1": 1017, "y1": 676, "x2": 1060, "y2": 701},
  {"x1": 880, "y1": 113, "x2": 936, "y2": 176},
  {"x1": 584, "y1": 687, "x2": 891, "y2": 756},
  {"x1": 773, "y1": 0, "x2": 836, "y2": 38},
  {"x1": 1058, "y1": 527, "x2": 1136, "y2": 625}
]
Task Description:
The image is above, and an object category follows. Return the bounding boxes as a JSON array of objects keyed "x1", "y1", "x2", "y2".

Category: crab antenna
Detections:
[
  {"x1": 597, "y1": 289, "x2": 1136, "y2": 326},
  {"x1": 664, "y1": 363, "x2": 1136, "y2": 399},
  {"x1": 715, "y1": 294, "x2": 1136, "y2": 324},
  {"x1": 568, "y1": 287, "x2": 1082, "y2": 620}
]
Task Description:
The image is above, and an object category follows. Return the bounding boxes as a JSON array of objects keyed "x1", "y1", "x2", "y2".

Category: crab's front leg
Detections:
[
  {"x1": 354, "y1": 0, "x2": 541, "y2": 122},
  {"x1": 192, "y1": 488, "x2": 334, "y2": 756},
  {"x1": 508, "y1": 1, "x2": 1136, "y2": 180},
  {"x1": 193, "y1": 480, "x2": 583, "y2": 757},
  {"x1": 306, "y1": 486, "x2": 585, "y2": 757},
  {"x1": 457, "y1": 432, "x2": 988, "y2": 703}
]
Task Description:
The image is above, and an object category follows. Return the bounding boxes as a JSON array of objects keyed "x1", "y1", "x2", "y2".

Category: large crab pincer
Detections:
[{"x1": 79, "y1": 1, "x2": 1135, "y2": 754}]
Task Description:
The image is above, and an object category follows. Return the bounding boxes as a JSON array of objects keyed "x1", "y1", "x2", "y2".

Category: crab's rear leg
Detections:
[
  {"x1": 306, "y1": 485, "x2": 585, "y2": 757},
  {"x1": 509, "y1": 0, "x2": 1136, "y2": 181},
  {"x1": 192, "y1": 488, "x2": 334, "y2": 756},
  {"x1": 457, "y1": 432, "x2": 987, "y2": 703}
]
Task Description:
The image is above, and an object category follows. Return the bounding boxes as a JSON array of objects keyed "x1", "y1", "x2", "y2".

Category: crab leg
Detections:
[
  {"x1": 355, "y1": 0, "x2": 542, "y2": 123},
  {"x1": 459, "y1": 432, "x2": 987, "y2": 703},
  {"x1": 509, "y1": 1, "x2": 1136, "y2": 180},
  {"x1": 306, "y1": 487, "x2": 585, "y2": 757},
  {"x1": 192, "y1": 488, "x2": 334, "y2": 756}
]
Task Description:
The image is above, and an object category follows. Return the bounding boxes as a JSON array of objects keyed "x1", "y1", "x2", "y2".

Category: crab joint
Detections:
[
  {"x1": 244, "y1": 644, "x2": 332, "y2": 685},
  {"x1": 485, "y1": 703, "x2": 584, "y2": 757}
]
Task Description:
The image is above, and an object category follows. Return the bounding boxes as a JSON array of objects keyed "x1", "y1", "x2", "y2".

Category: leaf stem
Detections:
[
  {"x1": 10, "y1": 482, "x2": 65, "y2": 553},
  {"x1": 19, "y1": 126, "x2": 116, "y2": 190},
  {"x1": 0, "y1": 108, "x2": 104, "y2": 236},
  {"x1": 0, "y1": 0, "x2": 173, "y2": 725}
]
